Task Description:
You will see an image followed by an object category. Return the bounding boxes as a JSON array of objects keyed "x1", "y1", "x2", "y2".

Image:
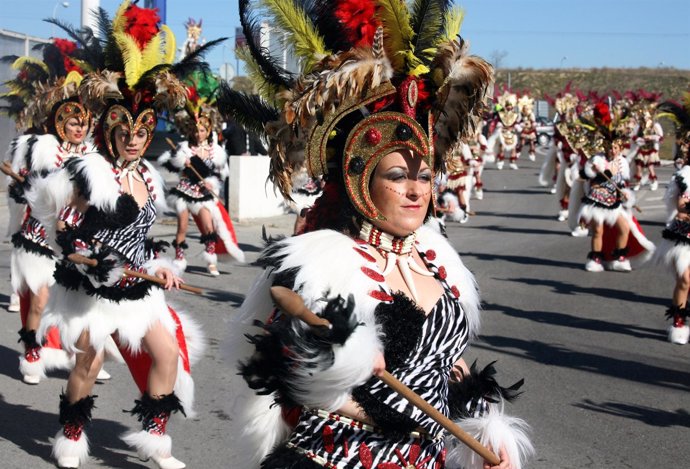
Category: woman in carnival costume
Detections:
[
  {"x1": 1, "y1": 38, "x2": 115, "y2": 384},
  {"x1": 220, "y1": 1, "x2": 533, "y2": 468},
  {"x1": 576, "y1": 100, "x2": 655, "y2": 273},
  {"x1": 158, "y1": 70, "x2": 244, "y2": 276},
  {"x1": 654, "y1": 95, "x2": 690, "y2": 344},
  {"x1": 630, "y1": 91, "x2": 663, "y2": 191},
  {"x1": 27, "y1": 2, "x2": 208, "y2": 467}
]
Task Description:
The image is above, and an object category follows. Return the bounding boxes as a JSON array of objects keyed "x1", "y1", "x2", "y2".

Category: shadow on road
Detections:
[
  {"x1": 499, "y1": 277, "x2": 667, "y2": 306},
  {"x1": 474, "y1": 336, "x2": 690, "y2": 392},
  {"x1": 462, "y1": 224, "x2": 567, "y2": 237},
  {"x1": 479, "y1": 211, "x2": 561, "y2": 222},
  {"x1": 573, "y1": 399, "x2": 690, "y2": 428},
  {"x1": 459, "y1": 252, "x2": 582, "y2": 270},
  {"x1": 483, "y1": 302, "x2": 665, "y2": 341},
  {"x1": 0, "y1": 393, "x2": 144, "y2": 468}
]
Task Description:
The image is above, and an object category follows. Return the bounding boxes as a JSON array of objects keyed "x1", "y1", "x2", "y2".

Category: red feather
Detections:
[
  {"x1": 334, "y1": 0, "x2": 380, "y2": 47},
  {"x1": 594, "y1": 101, "x2": 612, "y2": 127},
  {"x1": 53, "y1": 38, "x2": 81, "y2": 74},
  {"x1": 124, "y1": 4, "x2": 161, "y2": 49}
]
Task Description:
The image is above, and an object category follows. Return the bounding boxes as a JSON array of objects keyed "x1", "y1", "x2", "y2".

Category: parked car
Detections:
[{"x1": 536, "y1": 116, "x2": 555, "y2": 146}]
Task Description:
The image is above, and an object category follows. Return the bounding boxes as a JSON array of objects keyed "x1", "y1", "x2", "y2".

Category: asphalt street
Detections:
[{"x1": 0, "y1": 150, "x2": 688, "y2": 469}]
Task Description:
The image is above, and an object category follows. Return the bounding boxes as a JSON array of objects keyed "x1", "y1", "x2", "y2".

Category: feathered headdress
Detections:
[
  {"x1": 76, "y1": 0, "x2": 224, "y2": 158},
  {"x1": 1, "y1": 38, "x2": 88, "y2": 132},
  {"x1": 217, "y1": 0, "x2": 493, "y2": 221},
  {"x1": 658, "y1": 90, "x2": 690, "y2": 161},
  {"x1": 576, "y1": 99, "x2": 631, "y2": 158},
  {"x1": 172, "y1": 70, "x2": 222, "y2": 141}
]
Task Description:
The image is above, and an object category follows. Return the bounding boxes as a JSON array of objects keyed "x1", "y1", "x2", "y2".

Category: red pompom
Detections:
[
  {"x1": 334, "y1": 0, "x2": 380, "y2": 47},
  {"x1": 594, "y1": 101, "x2": 612, "y2": 127},
  {"x1": 124, "y1": 4, "x2": 161, "y2": 49}
]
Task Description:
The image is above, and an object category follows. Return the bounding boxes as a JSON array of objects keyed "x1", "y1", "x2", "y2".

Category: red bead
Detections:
[
  {"x1": 450, "y1": 285, "x2": 460, "y2": 298},
  {"x1": 364, "y1": 128, "x2": 382, "y2": 146},
  {"x1": 110, "y1": 112, "x2": 117, "y2": 120},
  {"x1": 437, "y1": 266, "x2": 447, "y2": 280},
  {"x1": 425, "y1": 249, "x2": 436, "y2": 261}
]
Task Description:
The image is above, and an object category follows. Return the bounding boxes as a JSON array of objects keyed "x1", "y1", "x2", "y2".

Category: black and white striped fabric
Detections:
[
  {"x1": 93, "y1": 197, "x2": 156, "y2": 266},
  {"x1": 277, "y1": 288, "x2": 468, "y2": 469}
]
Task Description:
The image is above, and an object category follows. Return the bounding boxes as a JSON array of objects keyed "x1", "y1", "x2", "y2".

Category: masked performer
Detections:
[
  {"x1": 655, "y1": 96, "x2": 690, "y2": 344},
  {"x1": 159, "y1": 71, "x2": 243, "y2": 275},
  {"x1": 490, "y1": 91, "x2": 520, "y2": 170},
  {"x1": 631, "y1": 92, "x2": 663, "y2": 191},
  {"x1": 27, "y1": 3, "x2": 207, "y2": 467},
  {"x1": 1, "y1": 39, "x2": 111, "y2": 384},
  {"x1": 220, "y1": 2, "x2": 534, "y2": 468},
  {"x1": 517, "y1": 94, "x2": 537, "y2": 162},
  {"x1": 577, "y1": 101, "x2": 654, "y2": 272}
]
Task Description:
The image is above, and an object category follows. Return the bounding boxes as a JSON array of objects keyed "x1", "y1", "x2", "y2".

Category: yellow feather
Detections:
[
  {"x1": 161, "y1": 25, "x2": 176, "y2": 65},
  {"x1": 440, "y1": 7, "x2": 464, "y2": 43},
  {"x1": 237, "y1": 46, "x2": 279, "y2": 102},
  {"x1": 11, "y1": 57, "x2": 48, "y2": 72},
  {"x1": 64, "y1": 70, "x2": 83, "y2": 87},
  {"x1": 376, "y1": 0, "x2": 414, "y2": 74},
  {"x1": 140, "y1": 32, "x2": 163, "y2": 72},
  {"x1": 112, "y1": 0, "x2": 132, "y2": 34},
  {"x1": 114, "y1": 31, "x2": 143, "y2": 88},
  {"x1": 260, "y1": 0, "x2": 328, "y2": 73}
]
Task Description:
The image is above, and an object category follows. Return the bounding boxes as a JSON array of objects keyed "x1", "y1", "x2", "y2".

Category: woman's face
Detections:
[
  {"x1": 113, "y1": 125, "x2": 148, "y2": 161},
  {"x1": 369, "y1": 149, "x2": 432, "y2": 237},
  {"x1": 196, "y1": 125, "x2": 209, "y2": 144},
  {"x1": 64, "y1": 117, "x2": 89, "y2": 145}
]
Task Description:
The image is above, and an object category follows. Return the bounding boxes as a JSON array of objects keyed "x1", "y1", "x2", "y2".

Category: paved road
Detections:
[{"x1": 0, "y1": 150, "x2": 688, "y2": 468}]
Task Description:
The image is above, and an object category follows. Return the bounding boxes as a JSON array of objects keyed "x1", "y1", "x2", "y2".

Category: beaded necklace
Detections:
[{"x1": 359, "y1": 220, "x2": 433, "y2": 302}]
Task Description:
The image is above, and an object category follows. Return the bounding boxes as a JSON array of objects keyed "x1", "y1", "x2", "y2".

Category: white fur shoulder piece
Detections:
[
  {"x1": 211, "y1": 142, "x2": 229, "y2": 178},
  {"x1": 665, "y1": 166, "x2": 690, "y2": 221},
  {"x1": 30, "y1": 134, "x2": 62, "y2": 173},
  {"x1": 66, "y1": 154, "x2": 121, "y2": 211},
  {"x1": 158, "y1": 141, "x2": 191, "y2": 170},
  {"x1": 416, "y1": 225, "x2": 481, "y2": 338}
]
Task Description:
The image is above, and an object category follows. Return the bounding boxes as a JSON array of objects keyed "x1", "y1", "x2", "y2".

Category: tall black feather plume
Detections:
[
  {"x1": 239, "y1": 0, "x2": 294, "y2": 91},
  {"x1": 169, "y1": 37, "x2": 227, "y2": 77},
  {"x1": 410, "y1": 0, "x2": 452, "y2": 65},
  {"x1": 94, "y1": 7, "x2": 124, "y2": 72},
  {"x1": 0, "y1": 55, "x2": 20, "y2": 64},
  {"x1": 42, "y1": 18, "x2": 105, "y2": 72},
  {"x1": 302, "y1": 0, "x2": 352, "y2": 52},
  {"x1": 659, "y1": 101, "x2": 690, "y2": 131},
  {"x1": 216, "y1": 82, "x2": 278, "y2": 137}
]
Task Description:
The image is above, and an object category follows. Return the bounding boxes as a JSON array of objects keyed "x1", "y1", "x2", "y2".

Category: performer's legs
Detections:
[
  {"x1": 53, "y1": 330, "x2": 102, "y2": 468},
  {"x1": 172, "y1": 209, "x2": 189, "y2": 271},
  {"x1": 123, "y1": 321, "x2": 186, "y2": 469},
  {"x1": 633, "y1": 161, "x2": 643, "y2": 190},
  {"x1": 647, "y1": 163, "x2": 658, "y2": 190},
  {"x1": 668, "y1": 268, "x2": 690, "y2": 344},
  {"x1": 509, "y1": 148, "x2": 519, "y2": 169},
  {"x1": 585, "y1": 222, "x2": 604, "y2": 272},
  {"x1": 610, "y1": 215, "x2": 632, "y2": 272},
  {"x1": 18, "y1": 285, "x2": 49, "y2": 384},
  {"x1": 197, "y1": 207, "x2": 219, "y2": 276}
]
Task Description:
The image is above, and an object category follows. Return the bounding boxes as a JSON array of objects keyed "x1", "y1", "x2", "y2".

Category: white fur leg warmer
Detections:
[
  {"x1": 122, "y1": 430, "x2": 172, "y2": 460},
  {"x1": 19, "y1": 353, "x2": 47, "y2": 379},
  {"x1": 53, "y1": 429, "x2": 90, "y2": 466}
]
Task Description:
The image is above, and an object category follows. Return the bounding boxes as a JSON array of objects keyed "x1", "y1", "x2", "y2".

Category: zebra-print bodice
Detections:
[{"x1": 93, "y1": 197, "x2": 156, "y2": 266}]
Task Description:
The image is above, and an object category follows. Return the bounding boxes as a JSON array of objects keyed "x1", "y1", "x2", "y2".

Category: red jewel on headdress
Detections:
[
  {"x1": 110, "y1": 112, "x2": 118, "y2": 120},
  {"x1": 365, "y1": 128, "x2": 382, "y2": 146}
]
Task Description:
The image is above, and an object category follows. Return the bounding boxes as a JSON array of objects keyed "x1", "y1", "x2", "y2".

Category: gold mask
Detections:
[
  {"x1": 55, "y1": 101, "x2": 91, "y2": 143},
  {"x1": 103, "y1": 104, "x2": 157, "y2": 159}
]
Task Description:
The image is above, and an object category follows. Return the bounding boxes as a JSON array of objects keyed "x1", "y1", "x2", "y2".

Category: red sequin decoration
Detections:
[
  {"x1": 358, "y1": 442, "x2": 373, "y2": 469},
  {"x1": 437, "y1": 266, "x2": 447, "y2": 280},
  {"x1": 425, "y1": 250, "x2": 436, "y2": 261},
  {"x1": 369, "y1": 290, "x2": 393, "y2": 302},
  {"x1": 322, "y1": 425, "x2": 335, "y2": 453},
  {"x1": 361, "y1": 266, "x2": 384, "y2": 282},
  {"x1": 354, "y1": 247, "x2": 376, "y2": 263},
  {"x1": 450, "y1": 285, "x2": 460, "y2": 298}
]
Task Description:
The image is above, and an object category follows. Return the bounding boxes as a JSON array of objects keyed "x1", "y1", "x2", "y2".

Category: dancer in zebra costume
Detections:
[
  {"x1": 25, "y1": 3, "x2": 207, "y2": 467},
  {"x1": 222, "y1": 2, "x2": 533, "y2": 468}
]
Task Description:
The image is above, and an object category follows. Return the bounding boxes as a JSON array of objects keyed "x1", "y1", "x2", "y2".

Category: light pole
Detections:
[
  {"x1": 51, "y1": 1, "x2": 70, "y2": 37},
  {"x1": 560, "y1": 56, "x2": 567, "y2": 69}
]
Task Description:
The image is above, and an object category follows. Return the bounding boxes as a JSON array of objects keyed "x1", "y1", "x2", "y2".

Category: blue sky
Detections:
[{"x1": 1, "y1": 0, "x2": 688, "y2": 73}]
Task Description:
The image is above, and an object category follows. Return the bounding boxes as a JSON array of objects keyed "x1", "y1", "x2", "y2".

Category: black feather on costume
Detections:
[
  {"x1": 260, "y1": 444, "x2": 322, "y2": 469},
  {"x1": 18, "y1": 328, "x2": 40, "y2": 348},
  {"x1": 216, "y1": 83, "x2": 279, "y2": 137},
  {"x1": 374, "y1": 292, "x2": 425, "y2": 369},
  {"x1": 59, "y1": 393, "x2": 97, "y2": 426},
  {"x1": 447, "y1": 360, "x2": 524, "y2": 420},
  {"x1": 126, "y1": 392, "x2": 186, "y2": 420},
  {"x1": 11, "y1": 231, "x2": 54, "y2": 258}
]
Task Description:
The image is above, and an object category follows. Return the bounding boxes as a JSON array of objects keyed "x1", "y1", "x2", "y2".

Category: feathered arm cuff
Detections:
[
  {"x1": 143, "y1": 256, "x2": 182, "y2": 278},
  {"x1": 583, "y1": 155, "x2": 607, "y2": 179},
  {"x1": 445, "y1": 361, "x2": 533, "y2": 469},
  {"x1": 240, "y1": 293, "x2": 382, "y2": 411},
  {"x1": 157, "y1": 147, "x2": 189, "y2": 173},
  {"x1": 446, "y1": 401, "x2": 534, "y2": 469}
]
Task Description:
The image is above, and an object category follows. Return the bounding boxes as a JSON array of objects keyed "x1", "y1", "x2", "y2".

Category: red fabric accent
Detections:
[
  {"x1": 19, "y1": 291, "x2": 30, "y2": 327},
  {"x1": 123, "y1": 4, "x2": 161, "y2": 50},
  {"x1": 114, "y1": 305, "x2": 191, "y2": 394},
  {"x1": 192, "y1": 201, "x2": 239, "y2": 256},
  {"x1": 323, "y1": 425, "x2": 335, "y2": 453},
  {"x1": 281, "y1": 405, "x2": 301, "y2": 428},
  {"x1": 44, "y1": 326, "x2": 63, "y2": 350},
  {"x1": 601, "y1": 217, "x2": 649, "y2": 261}
]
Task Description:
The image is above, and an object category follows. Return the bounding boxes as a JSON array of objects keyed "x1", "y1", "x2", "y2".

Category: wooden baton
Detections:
[
  {"x1": 67, "y1": 253, "x2": 203, "y2": 295},
  {"x1": 268, "y1": 285, "x2": 501, "y2": 466}
]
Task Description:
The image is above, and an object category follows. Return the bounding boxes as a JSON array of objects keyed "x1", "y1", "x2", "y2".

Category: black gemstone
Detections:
[
  {"x1": 396, "y1": 123, "x2": 413, "y2": 141},
  {"x1": 349, "y1": 156, "x2": 365, "y2": 175}
]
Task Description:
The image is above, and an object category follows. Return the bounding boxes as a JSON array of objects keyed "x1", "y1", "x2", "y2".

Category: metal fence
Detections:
[{"x1": 0, "y1": 29, "x2": 49, "y2": 192}]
